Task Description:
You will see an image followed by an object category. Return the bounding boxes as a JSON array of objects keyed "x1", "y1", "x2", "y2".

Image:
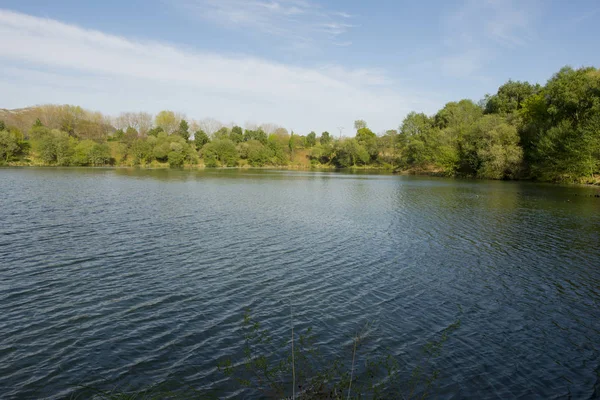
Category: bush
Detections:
[
  {"x1": 202, "y1": 139, "x2": 239, "y2": 167},
  {"x1": 168, "y1": 151, "x2": 185, "y2": 168}
]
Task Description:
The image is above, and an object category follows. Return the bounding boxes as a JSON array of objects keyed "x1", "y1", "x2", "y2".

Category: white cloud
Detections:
[
  {"x1": 0, "y1": 9, "x2": 430, "y2": 134},
  {"x1": 171, "y1": 0, "x2": 355, "y2": 47}
]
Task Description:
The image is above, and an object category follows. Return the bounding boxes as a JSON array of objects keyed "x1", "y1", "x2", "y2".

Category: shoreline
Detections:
[{"x1": 3, "y1": 163, "x2": 599, "y2": 186}]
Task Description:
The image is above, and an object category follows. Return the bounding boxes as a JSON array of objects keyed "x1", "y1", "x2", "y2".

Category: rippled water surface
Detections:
[{"x1": 1, "y1": 168, "x2": 599, "y2": 399}]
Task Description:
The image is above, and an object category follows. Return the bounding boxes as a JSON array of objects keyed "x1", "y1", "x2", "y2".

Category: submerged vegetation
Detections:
[
  {"x1": 69, "y1": 311, "x2": 461, "y2": 399},
  {"x1": 1, "y1": 65, "x2": 599, "y2": 183},
  {"x1": 216, "y1": 310, "x2": 461, "y2": 399}
]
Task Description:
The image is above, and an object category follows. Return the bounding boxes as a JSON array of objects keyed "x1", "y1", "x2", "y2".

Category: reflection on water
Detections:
[{"x1": 0, "y1": 168, "x2": 599, "y2": 399}]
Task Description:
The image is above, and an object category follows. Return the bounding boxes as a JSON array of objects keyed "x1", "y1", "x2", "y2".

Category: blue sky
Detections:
[{"x1": 0, "y1": 0, "x2": 598, "y2": 134}]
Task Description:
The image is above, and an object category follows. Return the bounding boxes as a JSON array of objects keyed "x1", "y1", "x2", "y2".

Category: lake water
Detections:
[{"x1": 1, "y1": 168, "x2": 599, "y2": 399}]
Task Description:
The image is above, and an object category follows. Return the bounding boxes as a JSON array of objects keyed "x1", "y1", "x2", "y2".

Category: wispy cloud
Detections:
[
  {"x1": 171, "y1": 0, "x2": 356, "y2": 47},
  {"x1": 441, "y1": 0, "x2": 537, "y2": 77},
  {"x1": 567, "y1": 6, "x2": 600, "y2": 25},
  {"x1": 0, "y1": 9, "x2": 425, "y2": 133}
]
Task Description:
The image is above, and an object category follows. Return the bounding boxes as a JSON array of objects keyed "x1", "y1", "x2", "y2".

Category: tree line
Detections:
[{"x1": 0, "y1": 65, "x2": 598, "y2": 182}]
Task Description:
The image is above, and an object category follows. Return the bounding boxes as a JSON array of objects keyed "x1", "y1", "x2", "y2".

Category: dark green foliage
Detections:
[
  {"x1": 124, "y1": 127, "x2": 138, "y2": 142},
  {"x1": 147, "y1": 126, "x2": 164, "y2": 137},
  {"x1": 246, "y1": 140, "x2": 274, "y2": 166},
  {"x1": 332, "y1": 139, "x2": 369, "y2": 167},
  {"x1": 4, "y1": 65, "x2": 597, "y2": 181},
  {"x1": 168, "y1": 151, "x2": 185, "y2": 168},
  {"x1": 305, "y1": 131, "x2": 317, "y2": 148},
  {"x1": 320, "y1": 131, "x2": 332, "y2": 145},
  {"x1": 387, "y1": 66, "x2": 600, "y2": 182},
  {"x1": 0, "y1": 130, "x2": 22, "y2": 163},
  {"x1": 244, "y1": 128, "x2": 268, "y2": 145},
  {"x1": 177, "y1": 119, "x2": 190, "y2": 141},
  {"x1": 112, "y1": 129, "x2": 125, "y2": 141},
  {"x1": 213, "y1": 127, "x2": 230, "y2": 140},
  {"x1": 484, "y1": 80, "x2": 540, "y2": 114},
  {"x1": 129, "y1": 139, "x2": 153, "y2": 165},
  {"x1": 152, "y1": 141, "x2": 171, "y2": 162},
  {"x1": 202, "y1": 139, "x2": 239, "y2": 167},
  {"x1": 193, "y1": 129, "x2": 210, "y2": 149},
  {"x1": 72, "y1": 140, "x2": 111, "y2": 166},
  {"x1": 229, "y1": 126, "x2": 244, "y2": 143},
  {"x1": 266, "y1": 136, "x2": 289, "y2": 165},
  {"x1": 309, "y1": 143, "x2": 334, "y2": 165},
  {"x1": 464, "y1": 115, "x2": 523, "y2": 179},
  {"x1": 518, "y1": 66, "x2": 600, "y2": 181},
  {"x1": 356, "y1": 127, "x2": 379, "y2": 161},
  {"x1": 434, "y1": 100, "x2": 482, "y2": 131}
]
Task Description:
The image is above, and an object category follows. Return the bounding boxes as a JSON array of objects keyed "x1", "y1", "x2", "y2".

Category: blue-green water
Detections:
[{"x1": 1, "y1": 168, "x2": 599, "y2": 399}]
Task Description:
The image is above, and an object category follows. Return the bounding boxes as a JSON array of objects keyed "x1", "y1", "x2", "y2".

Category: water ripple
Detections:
[{"x1": 1, "y1": 169, "x2": 599, "y2": 399}]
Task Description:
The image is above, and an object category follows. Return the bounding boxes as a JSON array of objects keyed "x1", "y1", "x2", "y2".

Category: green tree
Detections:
[
  {"x1": 194, "y1": 129, "x2": 210, "y2": 149},
  {"x1": 484, "y1": 80, "x2": 540, "y2": 115},
  {"x1": 155, "y1": 111, "x2": 180, "y2": 134},
  {"x1": 214, "y1": 127, "x2": 231, "y2": 141},
  {"x1": 54, "y1": 131, "x2": 77, "y2": 165},
  {"x1": 399, "y1": 112, "x2": 460, "y2": 172},
  {"x1": 354, "y1": 119, "x2": 367, "y2": 131},
  {"x1": 399, "y1": 112, "x2": 435, "y2": 165},
  {"x1": 464, "y1": 115, "x2": 523, "y2": 179},
  {"x1": 89, "y1": 142, "x2": 111, "y2": 166},
  {"x1": 520, "y1": 66, "x2": 600, "y2": 181},
  {"x1": 58, "y1": 105, "x2": 85, "y2": 136},
  {"x1": 129, "y1": 139, "x2": 153, "y2": 164},
  {"x1": 112, "y1": 129, "x2": 125, "y2": 141},
  {"x1": 230, "y1": 126, "x2": 244, "y2": 143},
  {"x1": 356, "y1": 127, "x2": 378, "y2": 161},
  {"x1": 153, "y1": 141, "x2": 171, "y2": 162},
  {"x1": 434, "y1": 100, "x2": 482, "y2": 131},
  {"x1": 75, "y1": 119, "x2": 107, "y2": 141},
  {"x1": 36, "y1": 133, "x2": 57, "y2": 164},
  {"x1": 319, "y1": 131, "x2": 331, "y2": 145},
  {"x1": 245, "y1": 140, "x2": 274, "y2": 166},
  {"x1": 72, "y1": 140, "x2": 111, "y2": 166},
  {"x1": 534, "y1": 120, "x2": 599, "y2": 181},
  {"x1": 168, "y1": 151, "x2": 185, "y2": 168},
  {"x1": 332, "y1": 139, "x2": 369, "y2": 167},
  {"x1": 244, "y1": 128, "x2": 268, "y2": 144},
  {"x1": 309, "y1": 143, "x2": 334, "y2": 165},
  {"x1": 147, "y1": 126, "x2": 164, "y2": 137},
  {"x1": 177, "y1": 119, "x2": 190, "y2": 141},
  {"x1": 202, "y1": 139, "x2": 239, "y2": 167},
  {"x1": 0, "y1": 130, "x2": 21, "y2": 162},
  {"x1": 305, "y1": 131, "x2": 317, "y2": 148},
  {"x1": 124, "y1": 127, "x2": 139, "y2": 143},
  {"x1": 266, "y1": 134, "x2": 290, "y2": 165}
]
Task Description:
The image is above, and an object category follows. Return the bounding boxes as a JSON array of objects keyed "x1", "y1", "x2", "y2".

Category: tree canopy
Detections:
[{"x1": 1, "y1": 65, "x2": 598, "y2": 181}]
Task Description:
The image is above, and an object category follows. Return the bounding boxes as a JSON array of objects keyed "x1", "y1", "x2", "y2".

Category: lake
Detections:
[{"x1": 1, "y1": 168, "x2": 599, "y2": 399}]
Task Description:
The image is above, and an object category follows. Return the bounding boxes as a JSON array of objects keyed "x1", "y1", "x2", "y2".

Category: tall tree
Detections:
[
  {"x1": 305, "y1": 131, "x2": 317, "y2": 147},
  {"x1": 354, "y1": 120, "x2": 367, "y2": 131},
  {"x1": 177, "y1": 119, "x2": 190, "y2": 141},
  {"x1": 194, "y1": 129, "x2": 210, "y2": 149},
  {"x1": 230, "y1": 126, "x2": 244, "y2": 143},
  {"x1": 320, "y1": 131, "x2": 332, "y2": 145},
  {"x1": 484, "y1": 80, "x2": 539, "y2": 114},
  {"x1": 155, "y1": 111, "x2": 181, "y2": 134}
]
